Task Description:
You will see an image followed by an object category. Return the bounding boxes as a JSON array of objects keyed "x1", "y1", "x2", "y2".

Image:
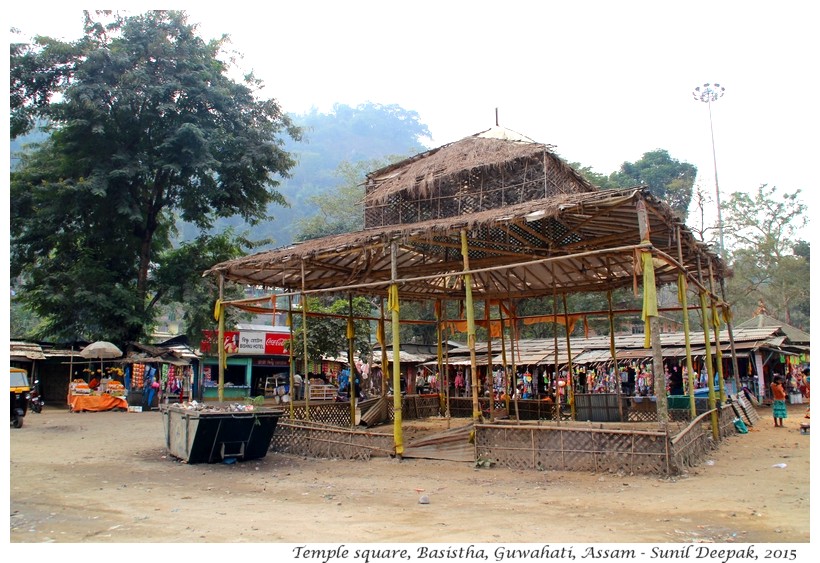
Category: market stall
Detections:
[
  {"x1": 69, "y1": 341, "x2": 128, "y2": 412},
  {"x1": 67, "y1": 378, "x2": 128, "y2": 412}
]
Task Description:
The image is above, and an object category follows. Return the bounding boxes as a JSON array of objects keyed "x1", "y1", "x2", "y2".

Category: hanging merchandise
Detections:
[{"x1": 132, "y1": 363, "x2": 145, "y2": 389}]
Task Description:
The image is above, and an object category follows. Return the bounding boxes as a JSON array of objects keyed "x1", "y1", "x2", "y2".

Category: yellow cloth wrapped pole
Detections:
[
  {"x1": 640, "y1": 251, "x2": 658, "y2": 349},
  {"x1": 711, "y1": 301, "x2": 727, "y2": 403},
  {"x1": 214, "y1": 299, "x2": 226, "y2": 403}
]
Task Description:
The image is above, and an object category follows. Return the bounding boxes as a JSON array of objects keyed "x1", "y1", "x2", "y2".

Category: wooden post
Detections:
[
  {"x1": 636, "y1": 199, "x2": 668, "y2": 428},
  {"x1": 460, "y1": 230, "x2": 481, "y2": 421}
]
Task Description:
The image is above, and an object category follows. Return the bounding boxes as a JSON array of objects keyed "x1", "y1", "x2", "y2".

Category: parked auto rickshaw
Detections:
[{"x1": 11, "y1": 367, "x2": 31, "y2": 428}]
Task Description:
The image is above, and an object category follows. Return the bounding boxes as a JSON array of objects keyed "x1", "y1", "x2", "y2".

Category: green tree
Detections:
[
  {"x1": 289, "y1": 296, "x2": 374, "y2": 365},
  {"x1": 722, "y1": 185, "x2": 809, "y2": 329},
  {"x1": 10, "y1": 11, "x2": 300, "y2": 344},
  {"x1": 607, "y1": 150, "x2": 697, "y2": 219},
  {"x1": 152, "y1": 230, "x2": 259, "y2": 347}
]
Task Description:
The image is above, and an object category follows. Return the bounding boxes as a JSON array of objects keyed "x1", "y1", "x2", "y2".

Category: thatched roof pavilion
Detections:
[
  {"x1": 207, "y1": 127, "x2": 724, "y2": 300},
  {"x1": 206, "y1": 127, "x2": 733, "y2": 453}
]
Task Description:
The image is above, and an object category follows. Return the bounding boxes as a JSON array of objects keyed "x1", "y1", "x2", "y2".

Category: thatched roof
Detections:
[
  {"x1": 206, "y1": 187, "x2": 723, "y2": 301},
  {"x1": 364, "y1": 127, "x2": 593, "y2": 205}
]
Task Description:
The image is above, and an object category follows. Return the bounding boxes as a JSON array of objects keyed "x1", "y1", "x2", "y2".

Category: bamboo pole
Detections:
[
  {"x1": 217, "y1": 274, "x2": 225, "y2": 403},
  {"x1": 498, "y1": 301, "x2": 510, "y2": 413},
  {"x1": 348, "y1": 294, "x2": 357, "y2": 427},
  {"x1": 380, "y1": 299, "x2": 388, "y2": 398},
  {"x1": 442, "y1": 300, "x2": 451, "y2": 419},
  {"x1": 707, "y1": 261, "x2": 729, "y2": 403},
  {"x1": 697, "y1": 257, "x2": 719, "y2": 441},
  {"x1": 562, "y1": 293, "x2": 575, "y2": 420},
  {"x1": 460, "y1": 230, "x2": 481, "y2": 420},
  {"x1": 485, "y1": 302, "x2": 493, "y2": 420},
  {"x1": 506, "y1": 271, "x2": 520, "y2": 421},
  {"x1": 552, "y1": 265, "x2": 560, "y2": 423},
  {"x1": 719, "y1": 276, "x2": 742, "y2": 395},
  {"x1": 288, "y1": 295, "x2": 295, "y2": 419},
  {"x1": 301, "y1": 261, "x2": 310, "y2": 420},
  {"x1": 436, "y1": 299, "x2": 445, "y2": 416},
  {"x1": 607, "y1": 290, "x2": 624, "y2": 421},
  {"x1": 676, "y1": 228, "x2": 697, "y2": 419},
  {"x1": 390, "y1": 242, "x2": 405, "y2": 457}
]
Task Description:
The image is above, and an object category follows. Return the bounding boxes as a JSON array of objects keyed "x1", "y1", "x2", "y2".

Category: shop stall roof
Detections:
[{"x1": 10, "y1": 341, "x2": 46, "y2": 360}]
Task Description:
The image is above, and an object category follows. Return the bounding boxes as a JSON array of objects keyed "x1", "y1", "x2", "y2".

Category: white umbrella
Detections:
[{"x1": 80, "y1": 341, "x2": 123, "y2": 377}]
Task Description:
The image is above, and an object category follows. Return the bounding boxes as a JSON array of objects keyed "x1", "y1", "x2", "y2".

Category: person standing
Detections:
[
  {"x1": 770, "y1": 376, "x2": 788, "y2": 427},
  {"x1": 415, "y1": 372, "x2": 426, "y2": 395},
  {"x1": 293, "y1": 372, "x2": 303, "y2": 401}
]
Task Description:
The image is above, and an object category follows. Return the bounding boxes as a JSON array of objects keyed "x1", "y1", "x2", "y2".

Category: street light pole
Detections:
[{"x1": 693, "y1": 82, "x2": 726, "y2": 258}]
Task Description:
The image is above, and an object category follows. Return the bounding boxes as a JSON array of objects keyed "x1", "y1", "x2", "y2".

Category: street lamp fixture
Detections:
[{"x1": 693, "y1": 82, "x2": 726, "y2": 258}]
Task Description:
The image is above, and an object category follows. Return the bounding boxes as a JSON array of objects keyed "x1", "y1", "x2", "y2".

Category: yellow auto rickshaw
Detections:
[{"x1": 11, "y1": 367, "x2": 31, "y2": 428}]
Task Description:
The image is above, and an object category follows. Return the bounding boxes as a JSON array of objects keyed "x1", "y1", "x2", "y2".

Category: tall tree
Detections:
[
  {"x1": 607, "y1": 150, "x2": 697, "y2": 219},
  {"x1": 288, "y1": 296, "x2": 374, "y2": 365},
  {"x1": 10, "y1": 11, "x2": 300, "y2": 344},
  {"x1": 722, "y1": 185, "x2": 809, "y2": 329}
]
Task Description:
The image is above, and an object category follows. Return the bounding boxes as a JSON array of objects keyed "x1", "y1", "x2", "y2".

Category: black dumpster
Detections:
[{"x1": 161, "y1": 404, "x2": 283, "y2": 463}]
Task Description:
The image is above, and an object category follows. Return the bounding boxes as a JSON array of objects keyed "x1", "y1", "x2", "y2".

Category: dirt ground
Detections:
[{"x1": 6, "y1": 401, "x2": 813, "y2": 553}]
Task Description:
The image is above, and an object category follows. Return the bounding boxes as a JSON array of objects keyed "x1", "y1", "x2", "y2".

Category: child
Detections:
[{"x1": 770, "y1": 376, "x2": 787, "y2": 427}]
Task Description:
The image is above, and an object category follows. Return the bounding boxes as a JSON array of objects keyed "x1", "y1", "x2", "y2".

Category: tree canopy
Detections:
[
  {"x1": 575, "y1": 150, "x2": 697, "y2": 219},
  {"x1": 10, "y1": 10, "x2": 300, "y2": 345},
  {"x1": 722, "y1": 185, "x2": 809, "y2": 329}
]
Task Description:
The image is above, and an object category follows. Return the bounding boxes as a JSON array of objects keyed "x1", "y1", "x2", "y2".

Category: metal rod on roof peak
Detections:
[{"x1": 495, "y1": 108, "x2": 499, "y2": 127}]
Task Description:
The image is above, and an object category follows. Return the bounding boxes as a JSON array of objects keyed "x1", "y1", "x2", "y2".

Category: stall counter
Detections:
[{"x1": 68, "y1": 393, "x2": 128, "y2": 412}]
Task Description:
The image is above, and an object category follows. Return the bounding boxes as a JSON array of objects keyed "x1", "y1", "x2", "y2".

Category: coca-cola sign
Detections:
[
  {"x1": 200, "y1": 330, "x2": 290, "y2": 356},
  {"x1": 264, "y1": 335, "x2": 289, "y2": 355}
]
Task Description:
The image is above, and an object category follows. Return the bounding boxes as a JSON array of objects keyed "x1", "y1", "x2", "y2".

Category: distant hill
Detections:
[{"x1": 177, "y1": 102, "x2": 432, "y2": 248}]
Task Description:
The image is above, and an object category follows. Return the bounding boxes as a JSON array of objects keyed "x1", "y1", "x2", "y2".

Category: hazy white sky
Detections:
[{"x1": 7, "y1": 1, "x2": 818, "y2": 233}]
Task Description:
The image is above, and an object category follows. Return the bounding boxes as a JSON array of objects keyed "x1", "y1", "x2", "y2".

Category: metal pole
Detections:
[{"x1": 693, "y1": 82, "x2": 726, "y2": 258}]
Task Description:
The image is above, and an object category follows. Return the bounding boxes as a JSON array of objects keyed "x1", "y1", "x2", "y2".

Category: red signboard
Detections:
[{"x1": 200, "y1": 330, "x2": 290, "y2": 356}]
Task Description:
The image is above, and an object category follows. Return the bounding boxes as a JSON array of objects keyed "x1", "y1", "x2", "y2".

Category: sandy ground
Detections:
[{"x1": 6, "y1": 401, "x2": 813, "y2": 554}]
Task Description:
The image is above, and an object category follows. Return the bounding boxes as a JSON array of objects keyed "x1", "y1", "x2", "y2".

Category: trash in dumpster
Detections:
[{"x1": 160, "y1": 402, "x2": 284, "y2": 464}]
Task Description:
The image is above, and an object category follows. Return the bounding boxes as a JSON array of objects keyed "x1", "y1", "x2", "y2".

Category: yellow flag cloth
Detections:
[
  {"x1": 711, "y1": 302, "x2": 721, "y2": 330},
  {"x1": 721, "y1": 303, "x2": 732, "y2": 324},
  {"x1": 286, "y1": 311, "x2": 292, "y2": 327},
  {"x1": 213, "y1": 299, "x2": 222, "y2": 322},
  {"x1": 677, "y1": 273, "x2": 687, "y2": 305},
  {"x1": 641, "y1": 251, "x2": 658, "y2": 348},
  {"x1": 388, "y1": 285, "x2": 400, "y2": 313},
  {"x1": 376, "y1": 320, "x2": 385, "y2": 346},
  {"x1": 346, "y1": 318, "x2": 355, "y2": 339}
]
